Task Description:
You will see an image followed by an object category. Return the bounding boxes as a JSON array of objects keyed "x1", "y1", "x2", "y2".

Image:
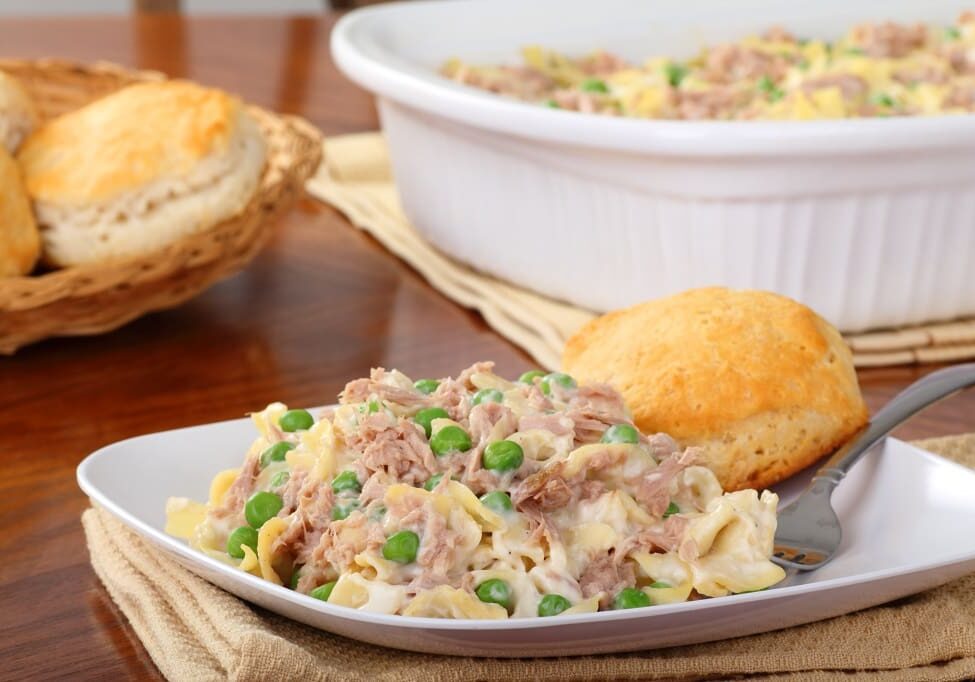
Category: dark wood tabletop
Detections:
[{"x1": 1, "y1": 14, "x2": 972, "y2": 681}]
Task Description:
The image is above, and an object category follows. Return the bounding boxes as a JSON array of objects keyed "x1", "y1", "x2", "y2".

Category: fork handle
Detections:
[{"x1": 812, "y1": 363, "x2": 975, "y2": 489}]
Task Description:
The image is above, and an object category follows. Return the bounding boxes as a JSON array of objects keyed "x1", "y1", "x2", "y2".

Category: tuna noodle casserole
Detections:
[
  {"x1": 166, "y1": 362, "x2": 785, "y2": 619},
  {"x1": 442, "y1": 14, "x2": 975, "y2": 120}
]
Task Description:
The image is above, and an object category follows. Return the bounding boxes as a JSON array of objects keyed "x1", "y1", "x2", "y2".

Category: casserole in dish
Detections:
[{"x1": 333, "y1": 0, "x2": 975, "y2": 331}]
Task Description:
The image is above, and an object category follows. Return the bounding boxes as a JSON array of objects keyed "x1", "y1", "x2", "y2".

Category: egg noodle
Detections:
[
  {"x1": 442, "y1": 14, "x2": 975, "y2": 120},
  {"x1": 166, "y1": 362, "x2": 785, "y2": 619}
]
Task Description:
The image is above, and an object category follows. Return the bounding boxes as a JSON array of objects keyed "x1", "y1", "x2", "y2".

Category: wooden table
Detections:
[{"x1": 1, "y1": 15, "x2": 972, "y2": 680}]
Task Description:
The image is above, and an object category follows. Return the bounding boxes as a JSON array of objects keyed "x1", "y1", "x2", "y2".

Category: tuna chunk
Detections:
[
  {"x1": 677, "y1": 86, "x2": 747, "y2": 120},
  {"x1": 704, "y1": 44, "x2": 788, "y2": 83},
  {"x1": 274, "y1": 474, "x2": 335, "y2": 568},
  {"x1": 801, "y1": 74, "x2": 868, "y2": 99},
  {"x1": 565, "y1": 383, "x2": 633, "y2": 444},
  {"x1": 849, "y1": 21, "x2": 926, "y2": 58},
  {"x1": 579, "y1": 553, "x2": 636, "y2": 608},
  {"x1": 617, "y1": 515, "x2": 689, "y2": 556},
  {"x1": 349, "y1": 414, "x2": 438, "y2": 486},
  {"x1": 340, "y1": 367, "x2": 430, "y2": 409},
  {"x1": 636, "y1": 448, "x2": 699, "y2": 517},
  {"x1": 210, "y1": 453, "x2": 261, "y2": 524}
]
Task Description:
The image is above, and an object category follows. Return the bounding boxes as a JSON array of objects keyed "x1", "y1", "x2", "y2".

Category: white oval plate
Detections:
[{"x1": 77, "y1": 414, "x2": 975, "y2": 657}]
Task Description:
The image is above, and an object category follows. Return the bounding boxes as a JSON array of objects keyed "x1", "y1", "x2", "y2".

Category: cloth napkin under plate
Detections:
[
  {"x1": 83, "y1": 433, "x2": 975, "y2": 681},
  {"x1": 305, "y1": 133, "x2": 975, "y2": 372}
]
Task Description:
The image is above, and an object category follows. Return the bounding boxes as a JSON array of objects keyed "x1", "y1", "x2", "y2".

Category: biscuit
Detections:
[
  {"x1": 0, "y1": 145, "x2": 40, "y2": 276},
  {"x1": 563, "y1": 287, "x2": 869, "y2": 491},
  {"x1": 0, "y1": 70, "x2": 38, "y2": 153},
  {"x1": 18, "y1": 80, "x2": 266, "y2": 267}
]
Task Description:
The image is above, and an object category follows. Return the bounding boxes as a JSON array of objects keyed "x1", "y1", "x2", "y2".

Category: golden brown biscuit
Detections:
[
  {"x1": 563, "y1": 287, "x2": 869, "y2": 491},
  {"x1": 18, "y1": 80, "x2": 266, "y2": 267},
  {"x1": 0, "y1": 70, "x2": 39, "y2": 153},
  {"x1": 0, "y1": 145, "x2": 39, "y2": 276}
]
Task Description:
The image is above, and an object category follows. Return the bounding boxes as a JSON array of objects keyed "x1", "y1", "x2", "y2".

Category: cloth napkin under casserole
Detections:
[
  {"x1": 305, "y1": 133, "x2": 975, "y2": 372},
  {"x1": 83, "y1": 433, "x2": 975, "y2": 681}
]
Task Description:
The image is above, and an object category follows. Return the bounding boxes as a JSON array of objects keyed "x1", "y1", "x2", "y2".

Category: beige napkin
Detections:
[
  {"x1": 84, "y1": 434, "x2": 975, "y2": 681},
  {"x1": 306, "y1": 133, "x2": 975, "y2": 371}
]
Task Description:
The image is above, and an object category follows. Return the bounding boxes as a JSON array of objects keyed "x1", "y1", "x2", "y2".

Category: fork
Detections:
[{"x1": 772, "y1": 363, "x2": 975, "y2": 571}]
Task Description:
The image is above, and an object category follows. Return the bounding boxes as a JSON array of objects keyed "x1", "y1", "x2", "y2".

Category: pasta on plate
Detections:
[{"x1": 166, "y1": 362, "x2": 786, "y2": 619}]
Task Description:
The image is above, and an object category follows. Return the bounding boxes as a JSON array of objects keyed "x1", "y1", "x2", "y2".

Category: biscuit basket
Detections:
[{"x1": 0, "y1": 59, "x2": 322, "y2": 354}]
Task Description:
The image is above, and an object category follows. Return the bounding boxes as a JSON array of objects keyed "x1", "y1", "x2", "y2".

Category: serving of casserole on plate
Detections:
[{"x1": 77, "y1": 362, "x2": 975, "y2": 657}]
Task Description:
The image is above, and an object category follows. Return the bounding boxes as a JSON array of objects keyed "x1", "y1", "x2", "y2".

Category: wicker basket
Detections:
[{"x1": 0, "y1": 59, "x2": 323, "y2": 354}]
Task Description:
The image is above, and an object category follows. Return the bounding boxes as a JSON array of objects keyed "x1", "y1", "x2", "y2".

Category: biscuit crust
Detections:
[
  {"x1": 19, "y1": 80, "x2": 239, "y2": 206},
  {"x1": 563, "y1": 287, "x2": 869, "y2": 491},
  {"x1": 0, "y1": 70, "x2": 39, "y2": 154},
  {"x1": 0, "y1": 146, "x2": 39, "y2": 276}
]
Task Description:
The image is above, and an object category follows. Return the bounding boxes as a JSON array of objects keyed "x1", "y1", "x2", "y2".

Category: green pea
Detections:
[
  {"x1": 872, "y1": 93, "x2": 894, "y2": 108},
  {"x1": 279, "y1": 409, "x2": 314, "y2": 432},
  {"x1": 331, "y1": 470, "x2": 361, "y2": 495},
  {"x1": 482, "y1": 440, "x2": 524, "y2": 471},
  {"x1": 846, "y1": 46, "x2": 866, "y2": 56},
  {"x1": 424, "y1": 473, "x2": 447, "y2": 491},
  {"x1": 414, "y1": 378, "x2": 440, "y2": 395},
  {"x1": 649, "y1": 581, "x2": 672, "y2": 589},
  {"x1": 663, "y1": 501, "x2": 680, "y2": 518},
  {"x1": 310, "y1": 581, "x2": 336, "y2": 601},
  {"x1": 600, "y1": 423, "x2": 640, "y2": 444},
  {"x1": 614, "y1": 587, "x2": 651, "y2": 609},
  {"x1": 290, "y1": 567, "x2": 302, "y2": 589},
  {"x1": 580, "y1": 77, "x2": 608, "y2": 93},
  {"x1": 414, "y1": 407, "x2": 449, "y2": 438},
  {"x1": 382, "y1": 530, "x2": 420, "y2": 564},
  {"x1": 472, "y1": 388, "x2": 504, "y2": 406},
  {"x1": 517, "y1": 369, "x2": 546, "y2": 384},
  {"x1": 245, "y1": 491, "x2": 283, "y2": 529},
  {"x1": 269, "y1": 471, "x2": 291, "y2": 488},
  {"x1": 260, "y1": 441, "x2": 295, "y2": 469},
  {"x1": 540, "y1": 372, "x2": 576, "y2": 396},
  {"x1": 537, "y1": 593, "x2": 572, "y2": 617},
  {"x1": 430, "y1": 425, "x2": 472, "y2": 456},
  {"x1": 479, "y1": 490, "x2": 514, "y2": 514},
  {"x1": 331, "y1": 500, "x2": 359, "y2": 521},
  {"x1": 756, "y1": 75, "x2": 785, "y2": 101},
  {"x1": 544, "y1": 99, "x2": 560, "y2": 108},
  {"x1": 226, "y1": 526, "x2": 258, "y2": 559},
  {"x1": 946, "y1": 26, "x2": 962, "y2": 40},
  {"x1": 665, "y1": 62, "x2": 688, "y2": 87},
  {"x1": 475, "y1": 579, "x2": 512, "y2": 611}
]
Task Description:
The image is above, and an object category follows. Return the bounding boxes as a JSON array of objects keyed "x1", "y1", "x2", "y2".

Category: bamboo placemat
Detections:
[{"x1": 306, "y1": 133, "x2": 975, "y2": 371}]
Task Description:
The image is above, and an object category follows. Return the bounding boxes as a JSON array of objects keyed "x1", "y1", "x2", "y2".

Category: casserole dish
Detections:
[{"x1": 332, "y1": 0, "x2": 975, "y2": 332}]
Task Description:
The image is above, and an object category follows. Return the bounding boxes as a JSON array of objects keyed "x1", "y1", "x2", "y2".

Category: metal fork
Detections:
[{"x1": 772, "y1": 362, "x2": 975, "y2": 571}]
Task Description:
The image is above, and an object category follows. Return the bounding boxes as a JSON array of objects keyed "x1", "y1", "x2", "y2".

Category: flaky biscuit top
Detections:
[
  {"x1": 18, "y1": 80, "x2": 241, "y2": 207},
  {"x1": 565, "y1": 287, "x2": 866, "y2": 440}
]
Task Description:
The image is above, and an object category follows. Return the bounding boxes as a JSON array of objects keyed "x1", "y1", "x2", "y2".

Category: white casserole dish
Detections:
[{"x1": 332, "y1": 0, "x2": 975, "y2": 332}]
